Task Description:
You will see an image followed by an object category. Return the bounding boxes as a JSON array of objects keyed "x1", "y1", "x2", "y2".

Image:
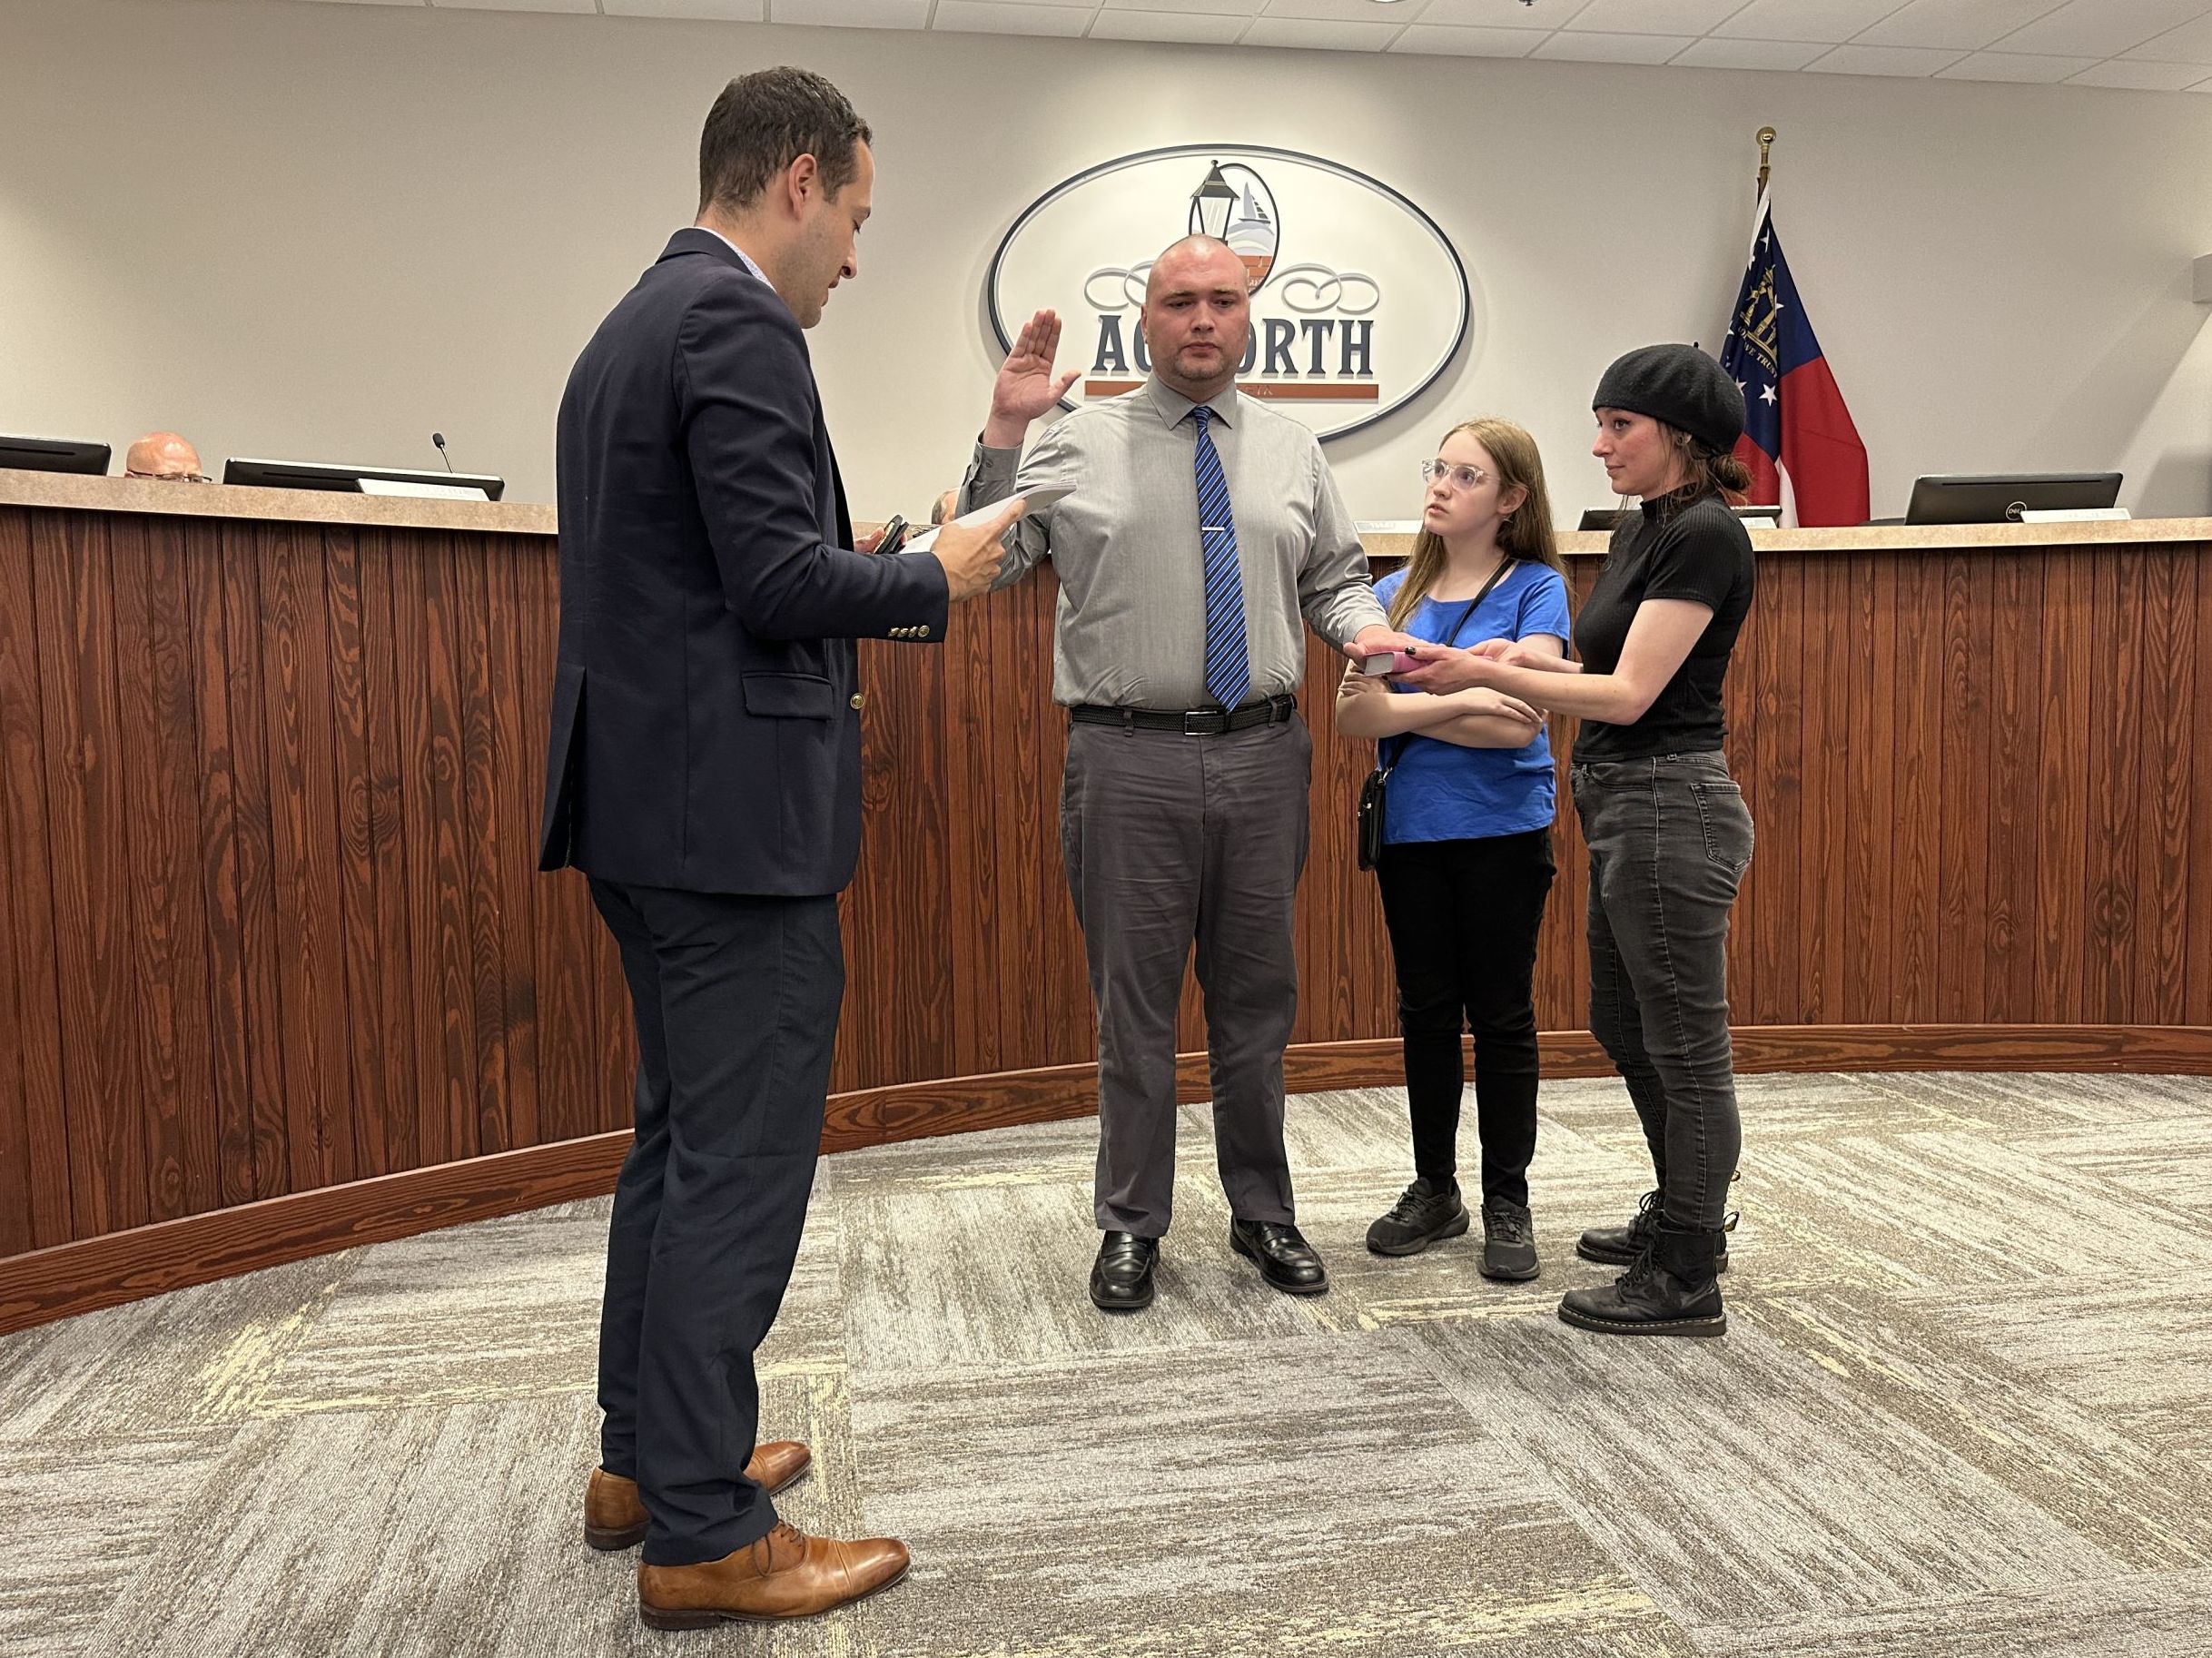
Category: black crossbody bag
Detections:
[{"x1": 1356, "y1": 558, "x2": 1517, "y2": 872}]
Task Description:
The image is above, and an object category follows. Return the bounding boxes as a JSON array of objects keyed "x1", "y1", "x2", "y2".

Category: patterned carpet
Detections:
[{"x1": 5, "y1": 1071, "x2": 2212, "y2": 1656}]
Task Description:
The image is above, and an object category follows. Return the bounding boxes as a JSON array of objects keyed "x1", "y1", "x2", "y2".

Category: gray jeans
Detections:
[
  {"x1": 1062, "y1": 715, "x2": 1312, "y2": 1236},
  {"x1": 1571, "y1": 751, "x2": 1753, "y2": 1232}
]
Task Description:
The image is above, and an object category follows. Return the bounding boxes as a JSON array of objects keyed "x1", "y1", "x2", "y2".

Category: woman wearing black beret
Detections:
[{"x1": 1397, "y1": 343, "x2": 1756, "y2": 1337}]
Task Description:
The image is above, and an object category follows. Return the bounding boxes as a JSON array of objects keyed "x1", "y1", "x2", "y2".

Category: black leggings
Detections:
[{"x1": 1373, "y1": 828, "x2": 1555, "y2": 1207}]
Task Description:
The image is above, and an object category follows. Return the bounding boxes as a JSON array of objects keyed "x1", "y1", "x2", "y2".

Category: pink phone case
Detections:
[{"x1": 1359, "y1": 649, "x2": 1423, "y2": 676}]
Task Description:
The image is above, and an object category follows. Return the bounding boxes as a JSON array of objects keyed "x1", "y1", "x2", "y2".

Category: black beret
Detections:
[{"x1": 1593, "y1": 343, "x2": 1746, "y2": 455}]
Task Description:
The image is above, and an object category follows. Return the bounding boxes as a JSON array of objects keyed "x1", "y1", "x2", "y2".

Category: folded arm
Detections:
[
  {"x1": 1402, "y1": 601, "x2": 1709, "y2": 720},
  {"x1": 1336, "y1": 664, "x2": 1545, "y2": 748}
]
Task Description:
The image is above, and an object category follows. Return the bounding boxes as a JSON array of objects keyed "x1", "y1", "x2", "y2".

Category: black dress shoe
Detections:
[
  {"x1": 1090, "y1": 1231, "x2": 1158, "y2": 1312},
  {"x1": 1229, "y1": 1219, "x2": 1328, "y2": 1296}
]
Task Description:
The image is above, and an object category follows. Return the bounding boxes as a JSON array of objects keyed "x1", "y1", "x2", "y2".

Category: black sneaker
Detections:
[
  {"x1": 1557, "y1": 1225, "x2": 1726, "y2": 1337},
  {"x1": 1365, "y1": 1177, "x2": 1470, "y2": 1257},
  {"x1": 1479, "y1": 1199, "x2": 1539, "y2": 1281},
  {"x1": 1576, "y1": 1190, "x2": 1730, "y2": 1274}
]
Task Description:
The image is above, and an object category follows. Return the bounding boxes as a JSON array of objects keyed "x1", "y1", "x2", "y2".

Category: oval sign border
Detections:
[{"x1": 986, "y1": 143, "x2": 1472, "y2": 446}]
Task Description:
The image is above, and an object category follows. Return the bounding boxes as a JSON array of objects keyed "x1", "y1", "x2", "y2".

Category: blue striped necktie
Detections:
[{"x1": 1190, "y1": 404, "x2": 1250, "y2": 710}]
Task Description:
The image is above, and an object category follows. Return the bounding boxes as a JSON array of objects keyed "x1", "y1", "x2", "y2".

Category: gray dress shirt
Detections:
[{"x1": 959, "y1": 376, "x2": 1387, "y2": 710}]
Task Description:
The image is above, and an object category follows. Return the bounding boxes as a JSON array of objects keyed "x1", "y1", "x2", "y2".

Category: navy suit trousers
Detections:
[{"x1": 587, "y1": 877, "x2": 843, "y2": 1567}]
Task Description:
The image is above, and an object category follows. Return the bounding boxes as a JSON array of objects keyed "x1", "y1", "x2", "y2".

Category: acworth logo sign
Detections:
[{"x1": 986, "y1": 144, "x2": 1471, "y2": 443}]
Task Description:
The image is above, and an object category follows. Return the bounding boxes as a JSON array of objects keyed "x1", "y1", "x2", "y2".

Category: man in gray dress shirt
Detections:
[{"x1": 962, "y1": 236, "x2": 1417, "y2": 1312}]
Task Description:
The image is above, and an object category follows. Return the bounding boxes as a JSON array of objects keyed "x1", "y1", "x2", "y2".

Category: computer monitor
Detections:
[
  {"x1": 1903, "y1": 472, "x2": 2120, "y2": 525},
  {"x1": 222, "y1": 457, "x2": 506, "y2": 502},
  {"x1": 0, "y1": 434, "x2": 113, "y2": 475},
  {"x1": 1576, "y1": 504, "x2": 1782, "y2": 532}
]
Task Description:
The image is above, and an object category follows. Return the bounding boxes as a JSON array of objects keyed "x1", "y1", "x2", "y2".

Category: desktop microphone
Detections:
[{"x1": 431, "y1": 431, "x2": 455, "y2": 474}]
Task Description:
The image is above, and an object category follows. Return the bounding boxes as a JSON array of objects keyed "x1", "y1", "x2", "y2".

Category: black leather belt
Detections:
[{"x1": 1070, "y1": 694, "x2": 1297, "y2": 735}]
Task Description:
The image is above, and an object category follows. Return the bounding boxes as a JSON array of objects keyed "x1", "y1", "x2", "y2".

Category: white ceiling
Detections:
[{"x1": 295, "y1": 0, "x2": 2212, "y2": 91}]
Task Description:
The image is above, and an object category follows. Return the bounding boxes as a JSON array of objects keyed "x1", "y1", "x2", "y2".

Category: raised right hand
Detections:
[
  {"x1": 984, "y1": 311, "x2": 1081, "y2": 447},
  {"x1": 931, "y1": 496, "x2": 1026, "y2": 604}
]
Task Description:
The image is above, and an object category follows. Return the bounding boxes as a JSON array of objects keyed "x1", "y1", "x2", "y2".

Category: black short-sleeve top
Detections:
[{"x1": 1570, "y1": 495, "x2": 1756, "y2": 763}]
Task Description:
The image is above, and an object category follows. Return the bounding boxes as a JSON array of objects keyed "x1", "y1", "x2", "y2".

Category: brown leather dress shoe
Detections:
[
  {"x1": 637, "y1": 1523, "x2": 910, "y2": 1628},
  {"x1": 582, "y1": 1441, "x2": 813, "y2": 1551}
]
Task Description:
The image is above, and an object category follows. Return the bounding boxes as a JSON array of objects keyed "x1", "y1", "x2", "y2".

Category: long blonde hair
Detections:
[{"x1": 1387, "y1": 418, "x2": 1564, "y2": 631}]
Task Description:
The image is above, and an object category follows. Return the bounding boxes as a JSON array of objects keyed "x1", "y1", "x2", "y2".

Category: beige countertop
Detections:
[
  {"x1": 0, "y1": 468, "x2": 556, "y2": 536},
  {"x1": 6, "y1": 469, "x2": 2207, "y2": 557}
]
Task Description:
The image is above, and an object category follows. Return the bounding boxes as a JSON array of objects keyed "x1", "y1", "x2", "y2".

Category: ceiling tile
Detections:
[
  {"x1": 1857, "y1": 0, "x2": 2072, "y2": 51},
  {"x1": 1714, "y1": 0, "x2": 1914, "y2": 43},
  {"x1": 603, "y1": 0, "x2": 766, "y2": 17},
  {"x1": 766, "y1": 0, "x2": 932, "y2": 25},
  {"x1": 1935, "y1": 48, "x2": 2100, "y2": 78},
  {"x1": 2190, "y1": 70, "x2": 2212, "y2": 85},
  {"x1": 1099, "y1": 0, "x2": 1260, "y2": 13},
  {"x1": 1387, "y1": 21, "x2": 1543, "y2": 54},
  {"x1": 1989, "y1": 0, "x2": 2210, "y2": 56},
  {"x1": 1563, "y1": 0, "x2": 1744, "y2": 33},
  {"x1": 430, "y1": 0, "x2": 597, "y2": 12},
  {"x1": 297, "y1": 1, "x2": 427, "y2": 9},
  {"x1": 1804, "y1": 41, "x2": 1970, "y2": 72},
  {"x1": 2064, "y1": 56, "x2": 2212, "y2": 87},
  {"x1": 933, "y1": 0, "x2": 1091, "y2": 34},
  {"x1": 1414, "y1": 0, "x2": 1588, "y2": 25},
  {"x1": 1669, "y1": 35, "x2": 1832, "y2": 67},
  {"x1": 1533, "y1": 28, "x2": 1697, "y2": 62},
  {"x1": 1088, "y1": 7, "x2": 1249, "y2": 40},
  {"x1": 2122, "y1": 14, "x2": 2212, "y2": 60},
  {"x1": 1259, "y1": 0, "x2": 1434, "y2": 19},
  {"x1": 1240, "y1": 15, "x2": 1401, "y2": 46}
]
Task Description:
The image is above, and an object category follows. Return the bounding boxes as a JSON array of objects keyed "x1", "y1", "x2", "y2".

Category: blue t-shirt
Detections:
[{"x1": 1373, "y1": 562, "x2": 1571, "y2": 844}]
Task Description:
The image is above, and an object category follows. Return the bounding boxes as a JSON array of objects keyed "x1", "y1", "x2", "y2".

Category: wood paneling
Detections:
[
  {"x1": 0, "y1": 508, "x2": 71, "y2": 1251},
  {"x1": 4, "y1": 501, "x2": 2210, "y2": 1314}
]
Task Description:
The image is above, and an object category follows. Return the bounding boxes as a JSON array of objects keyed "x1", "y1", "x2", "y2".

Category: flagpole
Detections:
[{"x1": 1755, "y1": 126, "x2": 1775, "y2": 198}]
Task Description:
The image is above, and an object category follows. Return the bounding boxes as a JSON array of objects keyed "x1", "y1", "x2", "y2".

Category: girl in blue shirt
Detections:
[{"x1": 1336, "y1": 419, "x2": 1571, "y2": 1279}]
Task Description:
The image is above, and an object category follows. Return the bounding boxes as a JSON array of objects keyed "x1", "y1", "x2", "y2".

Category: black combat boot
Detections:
[
  {"x1": 1576, "y1": 1189, "x2": 1730, "y2": 1274},
  {"x1": 1557, "y1": 1223, "x2": 1726, "y2": 1337}
]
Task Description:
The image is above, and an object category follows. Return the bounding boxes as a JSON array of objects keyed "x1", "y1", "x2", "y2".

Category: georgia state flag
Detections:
[{"x1": 1720, "y1": 191, "x2": 1870, "y2": 527}]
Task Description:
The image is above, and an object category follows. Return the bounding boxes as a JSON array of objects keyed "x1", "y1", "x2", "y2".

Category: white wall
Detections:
[{"x1": 5, "y1": 0, "x2": 2211, "y2": 520}]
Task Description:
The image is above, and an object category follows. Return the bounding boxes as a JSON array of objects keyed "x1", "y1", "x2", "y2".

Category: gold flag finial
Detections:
[{"x1": 1755, "y1": 126, "x2": 1776, "y2": 196}]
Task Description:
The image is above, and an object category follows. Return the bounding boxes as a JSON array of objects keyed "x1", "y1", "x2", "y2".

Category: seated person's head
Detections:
[
  {"x1": 931, "y1": 489, "x2": 958, "y2": 527},
  {"x1": 124, "y1": 432, "x2": 209, "y2": 482}
]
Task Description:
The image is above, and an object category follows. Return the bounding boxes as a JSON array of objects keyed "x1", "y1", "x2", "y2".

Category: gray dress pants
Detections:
[{"x1": 1061, "y1": 713, "x2": 1313, "y2": 1236}]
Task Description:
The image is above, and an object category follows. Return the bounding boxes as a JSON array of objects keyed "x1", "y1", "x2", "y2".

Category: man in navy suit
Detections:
[{"x1": 539, "y1": 66, "x2": 1018, "y2": 1630}]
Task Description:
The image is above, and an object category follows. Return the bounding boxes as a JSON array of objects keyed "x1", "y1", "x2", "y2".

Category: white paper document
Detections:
[
  {"x1": 357, "y1": 478, "x2": 491, "y2": 501},
  {"x1": 903, "y1": 483, "x2": 1076, "y2": 553}
]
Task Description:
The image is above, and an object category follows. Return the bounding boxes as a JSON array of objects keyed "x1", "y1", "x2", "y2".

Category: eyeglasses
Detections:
[
  {"x1": 1417, "y1": 460, "x2": 1490, "y2": 490},
  {"x1": 125, "y1": 469, "x2": 214, "y2": 484}
]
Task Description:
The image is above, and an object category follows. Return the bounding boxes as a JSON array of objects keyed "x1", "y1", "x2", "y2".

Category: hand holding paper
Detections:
[
  {"x1": 904, "y1": 483, "x2": 1075, "y2": 555},
  {"x1": 931, "y1": 497, "x2": 1028, "y2": 603}
]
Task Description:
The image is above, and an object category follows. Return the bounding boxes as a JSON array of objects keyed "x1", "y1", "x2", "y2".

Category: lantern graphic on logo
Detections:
[{"x1": 1189, "y1": 160, "x2": 1279, "y2": 295}]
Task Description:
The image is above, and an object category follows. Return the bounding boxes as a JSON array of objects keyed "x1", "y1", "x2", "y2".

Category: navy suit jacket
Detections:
[{"x1": 538, "y1": 229, "x2": 947, "y2": 895}]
